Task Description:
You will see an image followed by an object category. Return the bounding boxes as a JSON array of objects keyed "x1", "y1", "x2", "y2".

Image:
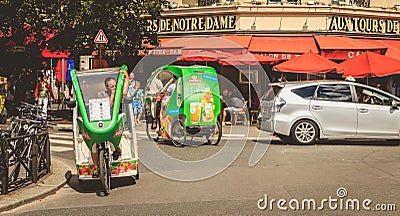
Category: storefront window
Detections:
[{"x1": 239, "y1": 70, "x2": 258, "y2": 84}]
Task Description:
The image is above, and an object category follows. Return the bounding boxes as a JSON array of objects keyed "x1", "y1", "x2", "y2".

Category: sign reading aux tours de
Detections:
[
  {"x1": 330, "y1": 16, "x2": 400, "y2": 34},
  {"x1": 147, "y1": 15, "x2": 236, "y2": 32}
]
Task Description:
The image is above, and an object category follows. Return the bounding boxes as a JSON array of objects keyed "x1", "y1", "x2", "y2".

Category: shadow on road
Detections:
[
  {"x1": 155, "y1": 139, "x2": 216, "y2": 147},
  {"x1": 255, "y1": 137, "x2": 400, "y2": 147},
  {"x1": 64, "y1": 170, "x2": 136, "y2": 196}
]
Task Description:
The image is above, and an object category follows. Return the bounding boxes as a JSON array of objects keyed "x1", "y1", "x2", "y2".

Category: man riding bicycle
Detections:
[{"x1": 91, "y1": 69, "x2": 129, "y2": 178}]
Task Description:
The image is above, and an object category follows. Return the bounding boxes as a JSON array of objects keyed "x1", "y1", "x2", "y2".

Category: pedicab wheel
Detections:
[
  {"x1": 99, "y1": 149, "x2": 111, "y2": 195},
  {"x1": 207, "y1": 121, "x2": 222, "y2": 145},
  {"x1": 146, "y1": 117, "x2": 159, "y2": 141},
  {"x1": 171, "y1": 120, "x2": 186, "y2": 147}
]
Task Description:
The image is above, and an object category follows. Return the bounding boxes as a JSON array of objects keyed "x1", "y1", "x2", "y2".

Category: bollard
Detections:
[{"x1": 0, "y1": 149, "x2": 9, "y2": 194}]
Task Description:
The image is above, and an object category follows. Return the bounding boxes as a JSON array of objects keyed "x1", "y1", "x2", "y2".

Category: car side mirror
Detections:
[{"x1": 391, "y1": 100, "x2": 399, "y2": 110}]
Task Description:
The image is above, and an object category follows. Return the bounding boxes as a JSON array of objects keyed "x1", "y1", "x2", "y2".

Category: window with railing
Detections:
[
  {"x1": 332, "y1": 0, "x2": 370, "y2": 7},
  {"x1": 198, "y1": 0, "x2": 219, "y2": 6},
  {"x1": 267, "y1": 0, "x2": 301, "y2": 5},
  {"x1": 352, "y1": 0, "x2": 370, "y2": 7},
  {"x1": 287, "y1": 0, "x2": 300, "y2": 4},
  {"x1": 268, "y1": 0, "x2": 281, "y2": 4}
]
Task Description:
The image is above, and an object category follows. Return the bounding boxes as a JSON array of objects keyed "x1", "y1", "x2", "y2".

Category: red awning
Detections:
[
  {"x1": 177, "y1": 50, "x2": 232, "y2": 62},
  {"x1": 273, "y1": 52, "x2": 338, "y2": 73},
  {"x1": 141, "y1": 36, "x2": 246, "y2": 56},
  {"x1": 219, "y1": 53, "x2": 277, "y2": 65},
  {"x1": 248, "y1": 36, "x2": 319, "y2": 60},
  {"x1": 161, "y1": 36, "x2": 244, "y2": 50},
  {"x1": 146, "y1": 38, "x2": 181, "y2": 49},
  {"x1": 356, "y1": 38, "x2": 400, "y2": 60},
  {"x1": 219, "y1": 35, "x2": 252, "y2": 49},
  {"x1": 338, "y1": 52, "x2": 400, "y2": 78},
  {"x1": 315, "y1": 36, "x2": 387, "y2": 60},
  {"x1": 41, "y1": 49, "x2": 71, "y2": 58}
]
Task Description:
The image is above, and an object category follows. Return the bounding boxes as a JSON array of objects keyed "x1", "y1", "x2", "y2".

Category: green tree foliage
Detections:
[
  {"x1": 0, "y1": 0, "x2": 170, "y2": 56},
  {"x1": 0, "y1": 0, "x2": 54, "y2": 48}
]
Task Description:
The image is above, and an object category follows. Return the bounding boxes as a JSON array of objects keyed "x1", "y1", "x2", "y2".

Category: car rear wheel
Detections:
[{"x1": 291, "y1": 120, "x2": 318, "y2": 145}]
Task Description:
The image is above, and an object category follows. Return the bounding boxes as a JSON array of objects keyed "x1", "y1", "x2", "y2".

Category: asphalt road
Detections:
[{"x1": 3, "y1": 124, "x2": 400, "y2": 215}]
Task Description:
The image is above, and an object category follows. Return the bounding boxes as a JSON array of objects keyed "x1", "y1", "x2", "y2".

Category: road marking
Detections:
[
  {"x1": 51, "y1": 146, "x2": 73, "y2": 152},
  {"x1": 222, "y1": 134, "x2": 246, "y2": 137},
  {"x1": 50, "y1": 139, "x2": 73, "y2": 146},
  {"x1": 50, "y1": 131, "x2": 73, "y2": 152},
  {"x1": 49, "y1": 134, "x2": 73, "y2": 140}
]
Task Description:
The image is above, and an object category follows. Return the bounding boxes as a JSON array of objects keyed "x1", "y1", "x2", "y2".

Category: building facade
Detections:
[{"x1": 140, "y1": 0, "x2": 400, "y2": 104}]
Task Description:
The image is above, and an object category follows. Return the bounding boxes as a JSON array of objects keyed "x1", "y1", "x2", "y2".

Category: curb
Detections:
[{"x1": 0, "y1": 156, "x2": 70, "y2": 213}]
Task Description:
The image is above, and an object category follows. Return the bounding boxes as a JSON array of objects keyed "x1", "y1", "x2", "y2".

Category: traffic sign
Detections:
[{"x1": 94, "y1": 29, "x2": 108, "y2": 43}]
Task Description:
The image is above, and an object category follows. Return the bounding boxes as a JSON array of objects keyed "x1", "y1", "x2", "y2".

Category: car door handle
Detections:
[
  {"x1": 359, "y1": 108, "x2": 368, "y2": 113},
  {"x1": 312, "y1": 105, "x2": 323, "y2": 110}
]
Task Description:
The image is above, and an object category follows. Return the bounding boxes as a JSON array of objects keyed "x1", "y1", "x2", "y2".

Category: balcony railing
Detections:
[{"x1": 195, "y1": 0, "x2": 370, "y2": 7}]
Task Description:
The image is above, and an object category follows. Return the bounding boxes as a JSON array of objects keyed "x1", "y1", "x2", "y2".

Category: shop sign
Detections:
[
  {"x1": 321, "y1": 49, "x2": 381, "y2": 60},
  {"x1": 330, "y1": 16, "x2": 400, "y2": 35},
  {"x1": 255, "y1": 53, "x2": 301, "y2": 60},
  {"x1": 137, "y1": 49, "x2": 182, "y2": 56},
  {"x1": 147, "y1": 15, "x2": 236, "y2": 33}
]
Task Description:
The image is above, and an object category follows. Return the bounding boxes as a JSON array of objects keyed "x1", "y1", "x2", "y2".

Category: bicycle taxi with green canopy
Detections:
[
  {"x1": 144, "y1": 65, "x2": 222, "y2": 146},
  {"x1": 70, "y1": 65, "x2": 139, "y2": 195}
]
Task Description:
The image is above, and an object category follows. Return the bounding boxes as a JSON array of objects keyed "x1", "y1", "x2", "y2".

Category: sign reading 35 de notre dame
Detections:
[{"x1": 147, "y1": 15, "x2": 236, "y2": 33}]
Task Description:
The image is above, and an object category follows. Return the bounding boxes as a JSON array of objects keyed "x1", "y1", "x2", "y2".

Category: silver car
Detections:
[{"x1": 257, "y1": 80, "x2": 400, "y2": 144}]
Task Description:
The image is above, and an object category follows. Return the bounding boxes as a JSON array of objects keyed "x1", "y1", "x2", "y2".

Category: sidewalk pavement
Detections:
[
  {"x1": 0, "y1": 102, "x2": 73, "y2": 213},
  {"x1": 0, "y1": 156, "x2": 71, "y2": 212}
]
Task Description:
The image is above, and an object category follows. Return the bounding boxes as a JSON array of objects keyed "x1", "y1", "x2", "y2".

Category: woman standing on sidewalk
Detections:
[{"x1": 34, "y1": 75, "x2": 55, "y2": 117}]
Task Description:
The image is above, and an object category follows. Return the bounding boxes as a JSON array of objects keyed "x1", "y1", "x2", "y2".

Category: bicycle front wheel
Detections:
[{"x1": 99, "y1": 148, "x2": 111, "y2": 195}]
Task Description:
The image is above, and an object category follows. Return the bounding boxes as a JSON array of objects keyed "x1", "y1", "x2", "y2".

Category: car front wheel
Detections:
[{"x1": 291, "y1": 120, "x2": 318, "y2": 145}]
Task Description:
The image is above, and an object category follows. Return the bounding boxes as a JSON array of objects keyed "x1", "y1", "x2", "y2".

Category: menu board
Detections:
[{"x1": 88, "y1": 98, "x2": 111, "y2": 121}]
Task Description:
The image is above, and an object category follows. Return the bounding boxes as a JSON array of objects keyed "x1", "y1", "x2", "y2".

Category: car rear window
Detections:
[
  {"x1": 291, "y1": 85, "x2": 317, "y2": 99},
  {"x1": 261, "y1": 85, "x2": 283, "y2": 102}
]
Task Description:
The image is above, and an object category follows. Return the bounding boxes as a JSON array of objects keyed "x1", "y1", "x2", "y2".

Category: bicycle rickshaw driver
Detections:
[
  {"x1": 146, "y1": 75, "x2": 164, "y2": 117},
  {"x1": 90, "y1": 69, "x2": 129, "y2": 178}
]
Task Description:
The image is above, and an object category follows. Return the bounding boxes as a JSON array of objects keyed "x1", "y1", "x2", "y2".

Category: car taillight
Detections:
[{"x1": 274, "y1": 96, "x2": 286, "y2": 112}]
